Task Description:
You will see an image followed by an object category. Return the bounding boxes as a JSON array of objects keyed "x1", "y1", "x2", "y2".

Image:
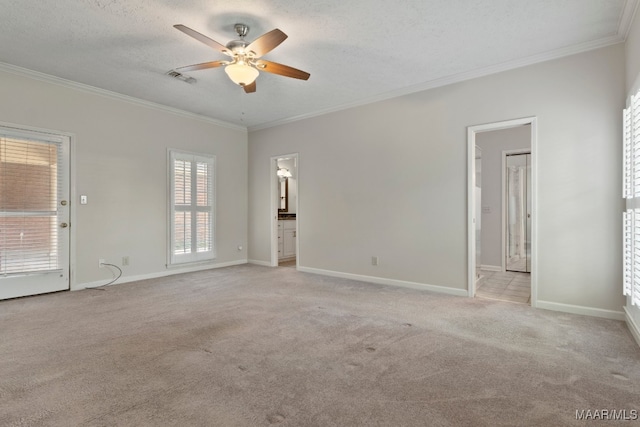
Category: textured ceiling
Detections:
[{"x1": 0, "y1": 0, "x2": 636, "y2": 130}]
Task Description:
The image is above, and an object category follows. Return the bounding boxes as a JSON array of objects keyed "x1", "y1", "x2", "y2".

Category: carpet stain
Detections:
[
  {"x1": 238, "y1": 365, "x2": 248, "y2": 372},
  {"x1": 202, "y1": 348, "x2": 212, "y2": 354},
  {"x1": 267, "y1": 412, "x2": 286, "y2": 424},
  {"x1": 611, "y1": 372, "x2": 629, "y2": 381},
  {"x1": 568, "y1": 374, "x2": 580, "y2": 384},
  {"x1": 365, "y1": 347, "x2": 376, "y2": 353},
  {"x1": 402, "y1": 323, "x2": 413, "y2": 327}
]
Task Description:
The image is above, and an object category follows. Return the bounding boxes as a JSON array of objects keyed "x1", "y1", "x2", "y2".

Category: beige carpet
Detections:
[{"x1": 1, "y1": 264, "x2": 639, "y2": 426}]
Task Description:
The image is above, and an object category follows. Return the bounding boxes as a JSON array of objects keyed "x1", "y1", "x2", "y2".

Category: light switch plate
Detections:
[{"x1": 80, "y1": 195, "x2": 87, "y2": 205}]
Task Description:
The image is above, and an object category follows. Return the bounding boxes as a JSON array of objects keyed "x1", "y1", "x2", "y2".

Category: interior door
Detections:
[{"x1": 0, "y1": 127, "x2": 70, "y2": 299}]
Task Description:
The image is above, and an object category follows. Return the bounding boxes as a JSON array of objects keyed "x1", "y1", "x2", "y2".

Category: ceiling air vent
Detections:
[{"x1": 166, "y1": 70, "x2": 196, "y2": 84}]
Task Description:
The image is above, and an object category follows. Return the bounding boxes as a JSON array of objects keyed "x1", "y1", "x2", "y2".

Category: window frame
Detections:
[{"x1": 168, "y1": 149, "x2": 216, "y2": 266}]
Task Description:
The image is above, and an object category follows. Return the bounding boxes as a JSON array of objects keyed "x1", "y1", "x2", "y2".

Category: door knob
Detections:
[{"x1": 60, "y1": 222, "x2": 69, "y2": 228}]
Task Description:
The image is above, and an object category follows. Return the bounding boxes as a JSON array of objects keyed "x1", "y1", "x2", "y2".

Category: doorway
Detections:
[
  {"x1": 0, "y1": 124, "x2": 71, "y2": 300},
  {"x1": 467, "y1": 118, "x2": 537, "y2": 306},
  {"x1": 270, "y1": 153, "x2": 298, "y2": 268}
]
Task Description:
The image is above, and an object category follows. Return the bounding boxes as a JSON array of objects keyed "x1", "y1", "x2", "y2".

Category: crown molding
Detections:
[
  {"x1": 248, "y1": 34, "x2": 625, "y2": 132},
  {"x1": 0, "y1": 62, "x2": 247, "y2": 133}
]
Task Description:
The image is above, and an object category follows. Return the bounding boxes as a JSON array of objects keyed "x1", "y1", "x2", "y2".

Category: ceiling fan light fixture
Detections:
[{"x1": 225, "y1": 62, "x2": 259, "y2": 86}]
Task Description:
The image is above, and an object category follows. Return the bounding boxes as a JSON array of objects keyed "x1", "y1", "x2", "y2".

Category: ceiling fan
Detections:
[{"x1": 172, "y1": 23, "x2": 310, "y2": 93}]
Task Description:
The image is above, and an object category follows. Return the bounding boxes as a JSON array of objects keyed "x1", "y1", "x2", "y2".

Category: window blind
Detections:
[{"x1": 0, "y1": 136, "x2": 62, "y2": 275}]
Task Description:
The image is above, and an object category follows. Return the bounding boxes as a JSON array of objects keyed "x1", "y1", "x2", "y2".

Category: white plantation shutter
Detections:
[
  {"x1": 634, "y1": 211, "x2": 640, "y2": 306},
  {"x1": 623, "y1": 210, "x2": 633, "y2": 297},
  {"x1": 623, "y1": 92, "x2": 640, "y2": 306},
  {"x1": 169, "y1": 150, "x2": 215, "y2": 265},
  {"x1": 633, "y1": 93, "x2": 640, "y2": 198},
  {"x1": 0, "y1": 136, "x2": 62, "y2": 274},
  {"x1": 623, "y1": 107, "x2": 631, "y2": 198}
]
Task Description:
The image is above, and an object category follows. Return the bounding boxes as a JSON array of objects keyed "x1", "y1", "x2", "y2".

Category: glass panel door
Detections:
[{"x1": 0, "y1": 128, "x2": 70, "y2": 299}]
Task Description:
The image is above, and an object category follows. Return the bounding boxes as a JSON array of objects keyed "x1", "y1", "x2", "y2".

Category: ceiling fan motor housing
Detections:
[
  {"x1": 226, "y1": 39, "x2": 251, "y2": 56},
  {"x1": 225, "y1": 23, "x2": 252, "y2": 56}
]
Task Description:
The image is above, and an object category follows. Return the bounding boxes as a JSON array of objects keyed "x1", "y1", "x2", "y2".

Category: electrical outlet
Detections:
[
  {"x1": 372, "y1": 256, "x2": 379, "y2": 266},
  {"x1": 122, "y1": 256, "x2": 129, "y2": 266},
  {"x1": 98, "y1": 258, "x2": 105, "y2": 268}
]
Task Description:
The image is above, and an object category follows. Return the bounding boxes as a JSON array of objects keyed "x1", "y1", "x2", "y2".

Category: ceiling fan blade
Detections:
[
  {"x1": 175, "y1": 60, "x2": 227, "y2": 72},
  {"x1": 255, "y1": 60, "x2": 310, "y2": 80},
  {"x1": 243, "y1": 81, "x2": 257, "y2": 93},
  {"x1": 246, "y1": 29, "x2": 288, "y2": 58},
  {"x1": 174, "y1": 24, "x2": 229, "y2": 55}
]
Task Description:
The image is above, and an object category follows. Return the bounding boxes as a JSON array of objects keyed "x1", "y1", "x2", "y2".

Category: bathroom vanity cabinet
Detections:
[{"x1": 278, "y1": 219, "x2": 296, "y2": 260}]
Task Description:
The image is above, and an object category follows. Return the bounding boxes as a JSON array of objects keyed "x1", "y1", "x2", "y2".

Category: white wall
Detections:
[
  {"x1": 476, "y1": 126, "x2": 531, "y2": 269},
  {"x1": 249, "y1": 44, "x2": 626, "y2": 316},
  {"x1": 626, "y1": 6, "x2": 640, "y2": 94},
  {"x1": 0, "y1": 68, "x2": 248, "y2": 287}
]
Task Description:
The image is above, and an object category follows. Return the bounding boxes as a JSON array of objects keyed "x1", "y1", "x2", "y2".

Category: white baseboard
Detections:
[
  {"x1": 248, "y1": 259, "x2": 272, "y2": 267},
  {"x1": 247, "y1": 258, "x2": 295, "y2": 266},
  {"x1": 536, "y1": 300, "x2": 625, "y2": 321},
  {"x1": 480, "y1": 264, "x2": 502, "y2": 272},
  {"x1": 74, "y1": 259, "x2": 248, "y2": 290},
  {"x1": 624, "y1": 306, "x2": 640, "y2": 348},
  {"x1": 297, "y1": 266, "x2": 468, "y2": 297}
]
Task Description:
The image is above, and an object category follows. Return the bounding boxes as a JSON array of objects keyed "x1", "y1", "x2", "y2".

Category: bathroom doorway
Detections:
[
  {"x1": 467, "y1": 118, "x2": 537, "y2": 306},
  {"x1": 270, "y1": 153, "x2": 298, "y2": 268}
]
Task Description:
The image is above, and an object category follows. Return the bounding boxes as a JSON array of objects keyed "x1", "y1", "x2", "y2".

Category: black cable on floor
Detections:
[{"x1": 86, "y1": 263, "x2": 123, "y2": 290}]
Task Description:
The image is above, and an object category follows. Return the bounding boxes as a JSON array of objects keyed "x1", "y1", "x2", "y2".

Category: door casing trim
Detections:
[
  {"x1": 467, "y1": 117, "x2": 537, "y2": 306},
  {"x1": 270, "y1": 153, "x2": 299, "y2": 268}
]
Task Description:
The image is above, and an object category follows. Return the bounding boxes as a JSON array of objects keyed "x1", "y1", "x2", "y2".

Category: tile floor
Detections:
[
  {"x1": 278, "y1": 259, "x2": 297, "y2": 268},
  {"x1": 476, "y1": 269, "x2": 531, "y2": 304}
]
